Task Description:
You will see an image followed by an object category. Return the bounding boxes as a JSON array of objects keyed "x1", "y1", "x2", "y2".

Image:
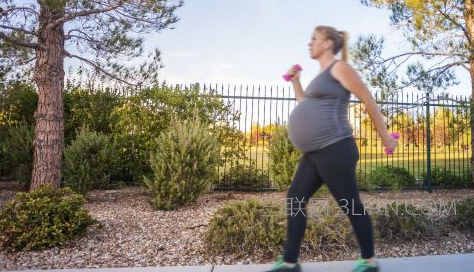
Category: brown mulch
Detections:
[{"x1": 0, "y1": 184, "x2": 473, "y2": 270}]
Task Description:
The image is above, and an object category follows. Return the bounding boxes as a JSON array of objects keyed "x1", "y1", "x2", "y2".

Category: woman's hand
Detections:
[
  {"x1": 381, "y1": 133, "x2": 398, "y2": 151},
  {"x1": 287, "y1": 67, "x2": 301, "y2": 83}
]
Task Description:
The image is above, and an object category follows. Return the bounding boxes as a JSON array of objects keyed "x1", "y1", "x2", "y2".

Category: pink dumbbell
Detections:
[
  {"x1": 283, "y1": 64, "x2": 302, "y2": 81},
  {"x1": 384, "y1": 132, "x2": 399, "y2": 155}
]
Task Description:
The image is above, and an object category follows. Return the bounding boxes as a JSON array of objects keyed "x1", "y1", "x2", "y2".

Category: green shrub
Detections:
[
  {"x1": 304, "y1": 204, "x2": 356, "y2": 255},
  {"x1": 144, "y1": 110, "x2": 220, "y2": 210},
  {"x1": 62, "y1": 127, "x2": 118, "y2": 195},
  {"x1": 448, "y1": 198, "x2": 474, "y2": 230},
  {"x1": 372, "y1": 202, "x2": 447, "y2": 241},
  {"x1": 110, "y1": 84, "x2": 240, "y2": 184},
  {"x1": 268, "y1": 125, "x2": 301, "y2": 190},
  {"x1": 423, "y1": 167, "x2": 464, "y2": 187},
  {"x1": 214, "y1": 124, "x2": 248, "y2": 179},
  {"x1": 204, "y1": 198, "x2": 355, "y2": 258},
  {"x1": 64, "y1": 89, "x2": 121, "y2": 145},
  {"x1": 460, "y1": 169, "x2": 473, "y2": 187},
  {"x1": 0, "y1": 185, "x2": 98, "y2": 251},
  {"x1": 0, "y1": 125, "x2": 8, "y2": 175},
  {"x1": 367, "y1": 166, "x2": 416, "y2": 189},
  {"x1": 0, "y1": 81, "x2": 36, "y2": 176},
  {"x1": 216, "y1": 162, "x2": 271, "y2": 189},
  {"x1": 204, "y1": 198, "x2": 285, "y2": 257},
  {"x1": 461, "y1": 170, "x2": 472, "y2": 187},
  {"x1": 64, "y1": 88, "x2": 137, "y2": 183},
  {"x1": 110, "y1": 95, "x2": 166, "y2": 183},
  {"x1": 1, "y1": 120, "x2": 34, "y2": 189},
  {"x1": 0, "y1": 81, "x2": 37, "y2": 126},
  {"x1": 356, "y1": 168, "x2": 369, "y2": 190}
]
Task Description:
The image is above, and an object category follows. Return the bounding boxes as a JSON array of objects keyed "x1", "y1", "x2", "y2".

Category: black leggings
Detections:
[{"x1": 283, "y1": 137, "x2": 374, "y2": 263}]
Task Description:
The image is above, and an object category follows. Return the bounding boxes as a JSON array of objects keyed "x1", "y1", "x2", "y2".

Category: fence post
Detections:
[{"x1": 425, "y1": 91, "x2": 433, "y2": 192}]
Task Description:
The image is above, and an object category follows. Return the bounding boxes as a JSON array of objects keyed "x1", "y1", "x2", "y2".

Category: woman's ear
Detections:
[{"x1": 324, "y1": 39, "x2": 333, "y2": 50}]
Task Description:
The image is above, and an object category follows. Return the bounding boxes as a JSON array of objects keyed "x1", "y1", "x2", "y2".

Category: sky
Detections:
[
  {"x1": 126, "y1": 0, "x2": 470, "y2": 96},
  {"x1": 142, "y1": 0, "x2": 396, "y2": 87}
]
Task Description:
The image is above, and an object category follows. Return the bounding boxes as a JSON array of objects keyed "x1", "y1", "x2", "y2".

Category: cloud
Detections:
[
  {"x1": 255, "y1": 0, "x2": 279, "y2": 20},
  {"x1": 169, "y1": 51, "x2": 201, "y2": 58},
  {"x1": 209, "y1": 61, "x2": 236, "y2": 70}
]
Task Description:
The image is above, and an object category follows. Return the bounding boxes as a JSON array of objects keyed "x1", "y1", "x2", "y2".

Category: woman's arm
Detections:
[
  {"x1": 291, "y1": 79, "x2": 304, "y2": 103},
  {"x1": 286, "y1": 67, "x2": 304, "y2": 103},
  {"x1": 331, "y1": 61, "x2": 397, "y2": 150}
]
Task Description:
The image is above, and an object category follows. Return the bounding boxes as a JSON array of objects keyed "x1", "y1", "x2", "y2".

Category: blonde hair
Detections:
[{"x1": 315, "y1": 26, "x2": 349, "y2": 62}]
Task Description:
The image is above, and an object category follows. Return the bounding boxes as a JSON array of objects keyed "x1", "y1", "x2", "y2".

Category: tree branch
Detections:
[
  {"x1": 65, "y1": 50, "x2": 135, "y2": 86},
  {"x1": 65, "y1": 29, "x2": 119, "y2": 55},
  {"x1": 112, "y1": 7, "x2": 158, "y2": 25},
  {"x1": 50, "y1": 1, "x2": 125, "y2": 29},
  {"x1": 0, "y1": 25, "x2": 37, "y2": 36},
  {"x1": 66, "y1": 28, "x2": 101, "y2": 43},
  {"x1": 386, "y1": 54, "x2": 413, "y2": 78},
  {"x1": 66, "y1": 34, "x2": 117, "y2": 55},
  {"x1": 0, "y1": 31, "x2": 37, "y2": 49},
  {"x1": 0, "y1": 6, "x2": 39, "y2": 17},
  {"x1": 375, "y1": 51, "x2": 465, "y2": 66},
  {"x1": 461, "y1": 63, "x2": 470, "y2": 72},
  {"x1": 436, "y1": 5, "x2": 471, "y2": 44},
  {"x1": 398, "y1": 61, "x2": 468, "y2": 90},
  {"x1": 18, "y1": 56, "x2": 37, "y2": 65}
]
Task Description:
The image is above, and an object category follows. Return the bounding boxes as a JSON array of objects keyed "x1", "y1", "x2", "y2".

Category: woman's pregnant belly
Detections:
[{"x1": 287, "y1": 98, "x2": 353, "y2": 153}]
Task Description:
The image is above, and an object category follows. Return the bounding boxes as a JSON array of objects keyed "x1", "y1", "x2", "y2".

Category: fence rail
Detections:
[{"x1": 196, "y1": 84, "x2": 473, "y2": 191}]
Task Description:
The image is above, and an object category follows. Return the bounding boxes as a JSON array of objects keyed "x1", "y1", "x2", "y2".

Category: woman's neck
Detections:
[{"x1": 318, "y1": 54, "x2": 336, "y2": 71}]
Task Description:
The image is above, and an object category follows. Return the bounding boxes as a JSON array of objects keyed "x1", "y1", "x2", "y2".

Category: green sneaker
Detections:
[
  {"x1": 262, "y1": 254, "x2": 302, "y2": 272},
  {"x1": 351, "y1": 257, "x2": 380, "y2": 272}
]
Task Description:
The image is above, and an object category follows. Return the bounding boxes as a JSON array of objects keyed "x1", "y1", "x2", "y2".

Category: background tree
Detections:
[
  {"x1": 391, "y1": 111, "x2": 416, "y2": 146},
  {"x1": 354, "y1": 0, "x2": 474, "y2": 185},
  {"x1": 251, "y1": 121, "x2": 267, "y2": 145},
  {"x1": 0, "y1": 0, "x2": 184, "y2": 190}
]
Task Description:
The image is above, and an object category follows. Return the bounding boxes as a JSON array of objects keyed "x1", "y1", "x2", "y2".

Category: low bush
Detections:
[
  {"x1": 268, "y1": 125, "x2": 301, "y2": 190},
  {"x1": 216, "y1": 162, "x2": 271, "y2": 189},
  {"x1": 372, "y1": 202, "x2": 448, "y2": 241},
  {"x1": 0, "y1": 120, "x2": 34, "y2": 189},
  {"x1": 204, "y1": 198, "x2": 356, "y2": 259},
  {"x1": 62, "y1": 127, "x2": 118, "y2": 195},
  {"x1": 447, "y1": 198, "x2": 474, "y2": 230},
  {"x1": 144, "y1": 110, "x2": 220, "y2": 210},
  {"x1": 423, "y1": 167, "x2": 465, "y2": 188},
  {"x1": 367, "y1": 166, "x2": 416, "y2": 189},
  {"x1": 0, "y1": 185, "x2": 98, "y2": 251}
]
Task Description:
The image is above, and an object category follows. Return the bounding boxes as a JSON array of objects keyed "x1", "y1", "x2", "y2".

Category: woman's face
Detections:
[{"x1": 308, "y1": 29, "x2": 331, "y2": 59}]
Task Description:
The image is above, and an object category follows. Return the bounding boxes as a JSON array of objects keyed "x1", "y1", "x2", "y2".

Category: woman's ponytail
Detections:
[{"x1": 340, "y1": 31, "x2": 349, "y2": 62}]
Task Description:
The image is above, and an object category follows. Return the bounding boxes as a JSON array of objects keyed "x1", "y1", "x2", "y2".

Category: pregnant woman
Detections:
[{"x1": 263, "y1": 26, "x2": 398, "y2": 272}]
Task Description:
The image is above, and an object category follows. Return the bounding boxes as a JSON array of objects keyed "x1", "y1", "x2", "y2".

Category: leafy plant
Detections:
[
  {"x1": 62, "y1": 127, "x2": 118, "y2": 195},
  {"x1": 0, "y1": 120, "x2": 34, "y2": 189},
  {"x1": 367, "y1": 165, "x2": 416, "y2": 189},
  {"x1": 0, "y1": 185, "x2": 98, "y2": 251},
  {"x1": 144, "y1": 109, "x2": 220, "y2": 210},
  {"x1": 268, "y1": 125, "x2": 301, "y2": 190}
]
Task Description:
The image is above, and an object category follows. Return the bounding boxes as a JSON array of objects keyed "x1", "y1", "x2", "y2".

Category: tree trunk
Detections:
[
  {"x1": 466, "y1": 0, "x2": 474, "y2": 187},
  {"x1": 30, "y1": 6, "x2": 65, "y2": 191}
]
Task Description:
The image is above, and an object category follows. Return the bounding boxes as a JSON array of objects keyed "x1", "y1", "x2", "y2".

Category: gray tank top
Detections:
[{"x1": 287, "y1": 60, "x2": 354, "y2": 153}]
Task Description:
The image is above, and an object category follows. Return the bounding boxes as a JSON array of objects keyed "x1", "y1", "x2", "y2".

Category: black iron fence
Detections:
[{"x1": 197, "y1": 84, "x2": 473, "y2": 191}]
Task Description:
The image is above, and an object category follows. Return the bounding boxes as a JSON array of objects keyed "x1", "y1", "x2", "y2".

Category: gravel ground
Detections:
[{"x1": 0, "y1": 185, "x2": 473, "y2": 270}]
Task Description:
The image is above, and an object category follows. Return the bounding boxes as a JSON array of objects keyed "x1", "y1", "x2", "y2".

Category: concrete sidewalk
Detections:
[{"x1": 6, "y1": 253, "x2": 474, "y2": 272}]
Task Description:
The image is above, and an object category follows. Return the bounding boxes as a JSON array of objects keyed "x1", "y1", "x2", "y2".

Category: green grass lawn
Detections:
[{"x1": 218, "y1": 144, "x2": 472, "y2": 180}]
